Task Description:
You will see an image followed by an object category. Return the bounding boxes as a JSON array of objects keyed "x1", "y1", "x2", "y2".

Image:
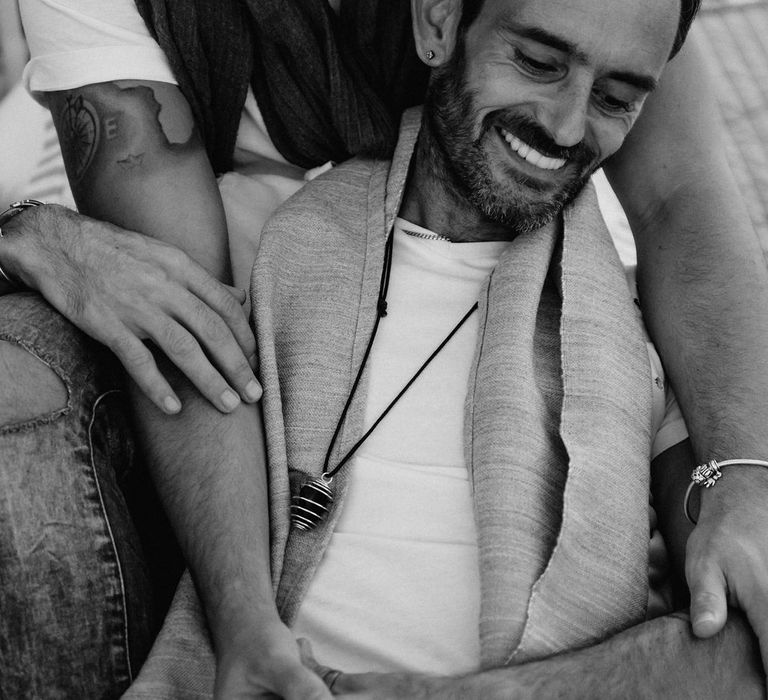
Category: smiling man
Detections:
[
  {"x1": 119, "y1": 0, "x2": 767, "y2": 698},
  {"x1": 408, "y1": 0, "x2": 666, "y2": 239}
]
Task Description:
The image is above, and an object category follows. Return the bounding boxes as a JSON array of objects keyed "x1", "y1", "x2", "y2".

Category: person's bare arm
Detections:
[
  {"x1": 44, "y1": 80, "x2": 261, "y2": 411},
  {"x1": 39, "y1": 80, "x2": 327, "y2": 699},
  {"x1": 311, "y1": 612, "x2": 762, "y2": 699},
  {"x1": 134, "y1": 388, "x2": 328, "y2": 700},
  {"x1": 605, "y1": 38, "x2": 768, "y2": 460},
  {"x1": 604, "y1": 34, "x2": 768, "y2": 657}
]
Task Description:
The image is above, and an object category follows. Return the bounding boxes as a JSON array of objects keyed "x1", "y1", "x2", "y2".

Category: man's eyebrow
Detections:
[
  {"x1": 605, "y1": 71, "x2": 659, "y2": 94},
  {"x1": 498, "y1": 21, "x2": 588, "y2": 61},
  {"x1": 498, "y1": 20, "x2": 659, "y2": 93}
]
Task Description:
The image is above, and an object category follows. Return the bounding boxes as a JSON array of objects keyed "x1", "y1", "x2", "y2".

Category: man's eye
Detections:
[
  {"x1": 513, "y1": 49, "x2": 559, "y2": 77},
  {"x1": 592, "y1": 88, "x2": 636, "y2": 114}
]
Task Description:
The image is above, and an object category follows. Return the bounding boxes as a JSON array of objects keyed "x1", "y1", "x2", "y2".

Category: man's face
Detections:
[{"x1": 424, "y1": 0, "x2": 679, "y2": 233}]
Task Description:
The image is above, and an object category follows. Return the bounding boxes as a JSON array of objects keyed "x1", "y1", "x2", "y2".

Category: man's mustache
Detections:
[{"x1": 482, "y1": 112, "x2": 597, "y2": 167}]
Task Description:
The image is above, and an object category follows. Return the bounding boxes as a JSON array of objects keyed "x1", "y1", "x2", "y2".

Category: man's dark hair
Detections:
[{"x1": 458, "y1": 0, "x2": 702, "y2": 59}]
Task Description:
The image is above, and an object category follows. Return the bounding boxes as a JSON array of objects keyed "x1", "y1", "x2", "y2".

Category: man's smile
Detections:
[{"x1": 498, "y1": 127, "x2": 566, "y2": 171}]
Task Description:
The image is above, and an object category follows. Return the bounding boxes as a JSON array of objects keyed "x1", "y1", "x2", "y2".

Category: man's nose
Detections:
[{"x1": 535, "y1": 81, "x2": 591, "y2": 148}]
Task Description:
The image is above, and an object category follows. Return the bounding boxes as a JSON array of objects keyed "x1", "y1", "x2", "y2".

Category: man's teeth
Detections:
[{"x1": 500, "y1": 128, "x2": 566, "y2": 171}]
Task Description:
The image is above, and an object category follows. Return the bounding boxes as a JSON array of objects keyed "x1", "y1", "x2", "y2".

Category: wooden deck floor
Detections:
[{"x1": 696, "y1": 0, "x2": 768, "y2": 257}]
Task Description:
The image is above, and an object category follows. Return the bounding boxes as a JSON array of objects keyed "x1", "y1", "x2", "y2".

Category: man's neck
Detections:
[
  {"x1": 398, "y1": 138, "x2": 510, "y2": 243},
  {"x1": 399, "y1": 120, "x2": 530, "y2": 243}
]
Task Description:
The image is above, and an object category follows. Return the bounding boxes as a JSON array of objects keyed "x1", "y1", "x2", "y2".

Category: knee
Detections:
[
  {"x1": 0, "y1": 340, "x2": 68, "y2": 428},
  {"x1": 0, "y1": 293, "x2": 120, "y2": 424}
]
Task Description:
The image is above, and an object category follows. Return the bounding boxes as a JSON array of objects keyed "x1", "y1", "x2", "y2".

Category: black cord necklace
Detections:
[{"x1": 291, "y1": 231, "x2": 479, "y2": 531}]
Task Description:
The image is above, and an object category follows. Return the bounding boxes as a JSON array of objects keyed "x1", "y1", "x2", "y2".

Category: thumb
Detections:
[
  {"x1": 297, "y1": 637, "x2": 318, "y2": 669},
  {"x1": 687, "y1": 558, "x2": 728, "y2": 638}
]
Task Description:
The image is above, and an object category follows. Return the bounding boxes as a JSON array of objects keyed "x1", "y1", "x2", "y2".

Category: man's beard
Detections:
[{"x1": 423, "y1": 38, "x2": 600, "y2": 235}]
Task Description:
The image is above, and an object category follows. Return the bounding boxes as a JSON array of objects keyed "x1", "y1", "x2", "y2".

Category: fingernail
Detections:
[
  {"x1": 696, "y1": 612, "x2": 716, "y2": 626},
  {"x1": 164, "y1": 396, "x2": 182, "y2": 414},
  {"x1": 244, "y1": 379, "x2": 262, "y2": 402},
  {"x1": 221, "y1": 389, "x2": 240, "y2": 411}
]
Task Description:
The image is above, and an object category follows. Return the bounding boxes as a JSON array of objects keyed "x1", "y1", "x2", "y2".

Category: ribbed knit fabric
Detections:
[
  {"x1": 124, "y1": 109, "x2": 653, "y2": 697},
  {"x1": 132, "y1": 0, "x2": 427, "y2": 173}
]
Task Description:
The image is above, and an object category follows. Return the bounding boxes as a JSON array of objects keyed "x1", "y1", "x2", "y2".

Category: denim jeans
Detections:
[{"x1": 0, "y1": 293, "x2": 176, "y2": 699}]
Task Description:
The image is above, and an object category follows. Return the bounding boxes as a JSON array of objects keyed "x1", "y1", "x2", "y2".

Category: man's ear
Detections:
[{"x1": 411, "y1": 0, "x2": 462, "y2": 66}]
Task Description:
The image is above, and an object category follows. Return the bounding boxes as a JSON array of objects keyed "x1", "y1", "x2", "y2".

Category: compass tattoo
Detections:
[{"x1": 60, "y1": 95, "x2": 100, "y2": 182}]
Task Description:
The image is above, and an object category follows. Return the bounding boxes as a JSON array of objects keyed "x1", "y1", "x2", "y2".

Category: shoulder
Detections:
[{"x1": 260, "y1": 156, "x2": 388, "y2": 248}]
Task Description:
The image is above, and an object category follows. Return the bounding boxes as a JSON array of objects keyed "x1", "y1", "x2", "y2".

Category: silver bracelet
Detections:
[
  {"x1": 0, "y1": 199, "x2": 44, "y2": 287},
  {"x1": 684, "y1": 458, "x2": 768, "y2": 524}
]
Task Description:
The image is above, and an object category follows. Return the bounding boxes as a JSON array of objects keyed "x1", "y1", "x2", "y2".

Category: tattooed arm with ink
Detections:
[
  {"x1": 29, "y1": 81, "x2": 326, "y2": 699},
  {"x1": 0, "y1": 82, "x2": 258, "y2": 412}
]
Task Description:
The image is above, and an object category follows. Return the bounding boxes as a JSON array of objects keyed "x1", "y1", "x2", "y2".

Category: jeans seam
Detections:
[
  {"x1": 0, "y1": 333, "x2": 72, "y2": 434},
  {"x1": 88, "y1": 388, "x2": 134, "y2": 684}
]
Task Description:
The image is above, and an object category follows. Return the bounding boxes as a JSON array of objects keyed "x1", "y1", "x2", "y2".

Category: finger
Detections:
[
  {"x1": 687, "y1": 558, "x2": 728, "y2": 638},
  {"x1": 742, "y1": 607, "x2": 768, "y2": 680},
  {"x1": 297, "y1": 638, "x2": 319, "y2": 669},
  {"x1": 276, "y1": 668, "x2": 334, "y2": 700},
  {"x1": 44, "y1": 292, "x2": 185, "y2": 414},
  {"x1": 106, "y1": 324, "x2": 182, "y2": 414},
  {"x1": 185, "y1": 265, "x2": 256, "y2": 359},
  {"x1": 732, "y1": 577, "x2": 768, "y2": 676},
  {"x1": 170, "y1": 295, "x2": 261, "y2": 403},
  {"x1": 153, "y1": 319, "x2": 244, "y2": 413},
  {"x1": 224, "y1": 284, "x2": 247, "y2": 305},
  {"x1": 318, "y1": 672, "x2": 370, "y2": 696}
]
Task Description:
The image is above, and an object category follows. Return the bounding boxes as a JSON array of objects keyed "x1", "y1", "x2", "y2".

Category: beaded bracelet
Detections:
[
  {"x1": 684, "y1": 458, "x2": 768, "y2": 524},
  {"x1": 0, "y1": 199, "x2": 44, "y2": 287}
]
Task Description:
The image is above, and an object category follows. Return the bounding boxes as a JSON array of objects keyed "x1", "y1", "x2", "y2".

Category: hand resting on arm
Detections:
[{"x1": 0, "y1": 202, "x2": 258, "y2": 414}]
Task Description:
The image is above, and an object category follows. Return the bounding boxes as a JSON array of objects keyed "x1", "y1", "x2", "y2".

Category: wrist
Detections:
[
  {"x1": 697, "y1": 463, "x2": 768, "y2": 521},
  {"x1": 203, "y1": 575, "x2": 281, "y2": 650},
  {"x1": 211, "y1": 605, "x2": 288, "y2": 661},
  {"x1": 0, "y1": 237, "x2": 29, "y2": 290},
  {"x1": 0, "y1": 200, "x2": 47, "y2": 289}
]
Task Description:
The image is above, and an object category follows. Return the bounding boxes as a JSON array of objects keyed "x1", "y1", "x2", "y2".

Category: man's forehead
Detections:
[
  {"x1": 473, "y1": 0, "x2": 680, "y2": 74},
  {"x1": 479, "y1": 0, "x2": 678, "y2": 26}
]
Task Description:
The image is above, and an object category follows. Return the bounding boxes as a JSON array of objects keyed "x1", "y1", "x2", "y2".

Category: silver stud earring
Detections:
[{"x1": 425, "y1": 49, "x2": 436, "y2": 60}]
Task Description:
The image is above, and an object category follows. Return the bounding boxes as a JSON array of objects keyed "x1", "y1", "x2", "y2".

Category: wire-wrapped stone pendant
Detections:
[{"x1": 291, "y1": 476, "x2": 334, "y2": 531}]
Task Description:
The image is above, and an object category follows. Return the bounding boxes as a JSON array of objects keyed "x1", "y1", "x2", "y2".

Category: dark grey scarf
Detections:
[{"x1": 133, "y1": 0, "x2": 428, "y2": 173}]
